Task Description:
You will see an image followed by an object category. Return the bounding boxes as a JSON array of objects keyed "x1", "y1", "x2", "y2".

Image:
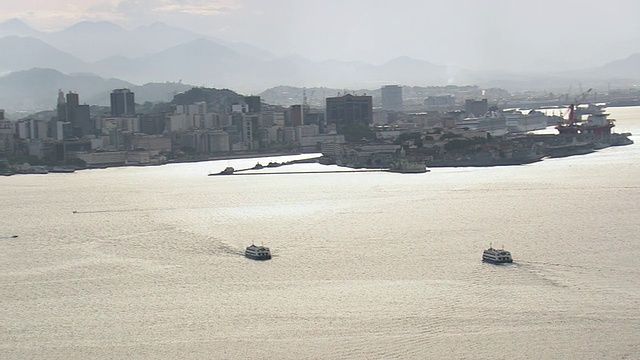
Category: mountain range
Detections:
[{"x1": 1, "y1": 19, "x2": 639, "y2": 115}]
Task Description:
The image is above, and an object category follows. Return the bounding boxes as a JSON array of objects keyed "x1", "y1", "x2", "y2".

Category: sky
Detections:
[{"x1": 1, "y1": 0, "x2": 640, "y2": 71}]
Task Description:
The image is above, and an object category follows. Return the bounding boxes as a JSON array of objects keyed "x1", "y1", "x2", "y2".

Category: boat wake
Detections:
[
  {"x1": 513, "y1": 261, "x2": 576, "y2": 288},
  {"x1": 72, "y1": 207, "x2": 178, "y2": 214}
]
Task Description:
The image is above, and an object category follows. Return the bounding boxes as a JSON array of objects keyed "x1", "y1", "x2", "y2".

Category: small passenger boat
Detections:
[
  {"x1": 245, "y1": 244, "x2": 272, "y2": 260},
  {"x1": 482, "y1": 244, "x2": 513, "y2": 264}
]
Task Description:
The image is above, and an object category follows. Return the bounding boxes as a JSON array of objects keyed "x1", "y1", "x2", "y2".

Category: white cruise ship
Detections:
[
  {"x1": 505, "y1": 110, "x2": 550, "y2": 133},
  {"x1": 460, "y1": 111, "x2": 508, "y2": 136}
]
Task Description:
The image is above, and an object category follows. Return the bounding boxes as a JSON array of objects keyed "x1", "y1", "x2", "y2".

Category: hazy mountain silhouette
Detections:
[
  {"x1": 592, "y1": 53, "x2": 640, "y2": 79},
  {"x1": 89, "y1": 38, "x2": 253, "y2": 87},
  {"x1": 0, "y1": 36, "x2": 87, "y2": 74},
  {"x1": 0, "y1": 19, "x2": 274, "y2": 63},
  {"x1": 0, "y1": 18, "x2": 41, "y2": 38},
  {"x1": 0, "y1": 68, "x2": 130, "y2": 111},
  {"x1": 0, "y1": 68, "x2": 191, "y2": 112}
]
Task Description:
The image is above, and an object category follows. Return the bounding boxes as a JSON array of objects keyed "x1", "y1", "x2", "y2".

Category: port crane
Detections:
[
  {"x1": 566, "y1": 88, "x2": 592, "y2": 124},
  {"x1": 574, "y1": 88, "x2": 592, "y2": 106}
]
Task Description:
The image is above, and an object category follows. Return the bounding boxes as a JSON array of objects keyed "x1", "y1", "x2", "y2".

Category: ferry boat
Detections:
[
  {"x1": 482, "y1": 244, "x2": 513, "y2": 264},
  {"x1": 245, "y1": 244, "x2": 272, "y2": 260}
]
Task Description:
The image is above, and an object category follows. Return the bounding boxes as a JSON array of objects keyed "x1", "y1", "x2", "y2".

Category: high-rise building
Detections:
[
  {"x1": 465, "y1": 99, "x2": 488, "y2": 117},
  {"x1": 56, "y1": 91, "x2": 92, "y2": 138},
  {"x1": 381, "y1": 85, "x2": 403, "y2": 111},
  {"x1": 110, "y1": 89, "x2": 136, "y2": 116},
  {"x1": 244, "y1": 96, "x2": 261, "y2": 113},
  {"x1": 287, "y1": 105, "x2": 303, "y2": 127},
  {"x1": 325, "y1": 94, "x2": 373, "y2": 131}
]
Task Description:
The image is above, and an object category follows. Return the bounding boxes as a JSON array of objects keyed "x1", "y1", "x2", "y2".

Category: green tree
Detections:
[
  {"x1": 439, "y1": 132, "x2": 460, "y2": 140},
  {"x1": 340, "y1": 124, "x2": 375, "y2": 143},
  {"x1": 394, "y1": 132, "x2": 422, "y2": 145}
]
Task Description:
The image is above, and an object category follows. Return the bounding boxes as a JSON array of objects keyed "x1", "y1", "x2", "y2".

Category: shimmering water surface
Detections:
[{"x1": 2, "y1": 107, "x2": 640, "y2": 359}]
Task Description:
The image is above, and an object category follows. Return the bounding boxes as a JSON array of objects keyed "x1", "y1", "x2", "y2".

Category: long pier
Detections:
[{"x1": 224, "y1": 169, "x2": 386, "y2": 176}]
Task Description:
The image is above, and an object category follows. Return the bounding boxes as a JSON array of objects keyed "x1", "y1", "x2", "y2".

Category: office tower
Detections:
[
  {"x1": 325, "y1": 94, "x2": 373, "y2": 130},
  {"x1": 110, "y1": 89, "x2": 136, "y2": 116}
]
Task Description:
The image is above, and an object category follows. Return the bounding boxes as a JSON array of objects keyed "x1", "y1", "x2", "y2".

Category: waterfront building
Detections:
[
  {"x1": 325, "y1": 94, "x2": 373, "y2": 132},
  {"x1": 110, "y1": 89, "x2": 136, "y2": 117},
  {"x1": 130, "y1": 134, "x2": 172, "y2": 152},
  {"x1": 381, "y1": 85, "x2": 403, "y2": 111},
  {"x1": 179, "y1": 130, "x2": 230, "y2": 154},
  {"x1": 300, "y1": 133, "x2": 345, "y2": 152},
  {"x1": 76, "y1": 151, "x2": 127, "y2": 166}
]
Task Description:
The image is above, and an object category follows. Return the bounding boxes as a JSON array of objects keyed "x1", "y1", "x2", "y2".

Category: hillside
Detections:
[{"x1": 0, "y1": 68, "x2": 192, "y2": 113}]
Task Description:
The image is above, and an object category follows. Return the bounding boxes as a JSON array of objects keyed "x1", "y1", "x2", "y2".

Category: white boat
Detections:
[
  {"x1": 460, "y1": 111, "x2": 508, "y2": 136},
  {"x1": 245, "y1": 244, "x2": 272, "y2": 260},
  {"x1": 482, "y1": 244, "x2": 513, "y2": 264}
]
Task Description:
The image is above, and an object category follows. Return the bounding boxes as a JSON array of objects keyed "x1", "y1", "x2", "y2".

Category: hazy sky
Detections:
[{"x1": 2, "y1": 0, "x2": 640, "y2": 71}]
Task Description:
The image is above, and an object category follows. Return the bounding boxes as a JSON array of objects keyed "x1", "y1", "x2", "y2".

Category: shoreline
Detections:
[{"x1": 1, "y1": 150, "x2": 321, "y2": 176}]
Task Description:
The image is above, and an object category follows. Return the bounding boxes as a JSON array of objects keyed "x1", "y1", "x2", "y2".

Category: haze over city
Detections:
[{"x1": 2, "y1": 0, "x2": 640, "y2": 72}]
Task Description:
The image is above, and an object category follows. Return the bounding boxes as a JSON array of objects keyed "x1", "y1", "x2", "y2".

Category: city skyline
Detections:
[{"x1": 1, "y1": 0, "x2": 640, "y2": 72}]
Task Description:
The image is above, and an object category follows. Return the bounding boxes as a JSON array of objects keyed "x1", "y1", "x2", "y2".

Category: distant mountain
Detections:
[
  {"x1": 90, "y1": 38, "x2": 255, "y2": 88},
  {"x1": 0, "y1": 19, "x2": 41, "y2": 38},
  {"x1": 0, "y1": 68, "x2": 132, "y2": 111},
  {"x1": 593, "y1": 53, "x2": 640, "y2": 79},
  {"x1": 0, "y1": 68, "x2": 191, "y2": 113},
  {"x1": 0, "y1": 19, "x2": 275, "y2": 63},
  {"x1": 0, "y1": 36, "x2": 87, "y2": 74}
]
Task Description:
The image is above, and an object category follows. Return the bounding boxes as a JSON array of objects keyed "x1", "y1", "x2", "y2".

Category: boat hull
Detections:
[
  {"x1": 482, "y1": 257, "x2": 513, "y2": 264},
  {"x1": 245, "y1": 254, "x2": 272, "y2": 261}
]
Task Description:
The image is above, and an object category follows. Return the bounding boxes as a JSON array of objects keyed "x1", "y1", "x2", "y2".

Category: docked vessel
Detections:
[
  {"x1": 387, "y1": 159, "x2": 429, "y2": 173},
  {"x1": 459, "y1": 111, "x2": 508, "y2": 137},
  {"x1": 49, "y1": 166, "x2": 76, "y2": 173},
  {"x1": 245, "y1": 244, "x2": 272, "y2": 260},
  {"x1": 482, "y1": 244, "x2": 513, "y2": 264},
  {"x1": 546, "y1": 140, "x2": 595, "y2": 158},
  {"x1": 504, "y1": 109, "x2": 550, "y2": 133}
]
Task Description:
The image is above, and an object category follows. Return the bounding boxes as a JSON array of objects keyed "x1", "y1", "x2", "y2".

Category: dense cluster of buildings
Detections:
[
  {"x1": 1, "y1": 84, "x2": 566, "y2": 170},
  {"x1": 2, "y1": 88, "x2": 377, "y2": 167}
]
